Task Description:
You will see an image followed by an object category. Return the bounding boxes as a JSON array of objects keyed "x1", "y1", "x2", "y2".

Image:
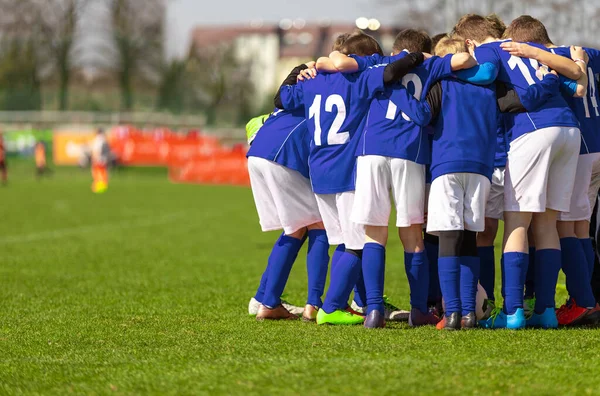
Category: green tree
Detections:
[{"x1": 0, "y1": 39, "x2": 42, "y2": 110}]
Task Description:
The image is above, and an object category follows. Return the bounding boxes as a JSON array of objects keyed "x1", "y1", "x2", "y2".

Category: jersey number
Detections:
[
  {"x1": 309, "y1": 94, "x2": 349, "y2": 146},
  {"x1": 385, "y1": 73, "x2": 423, "y2": 121},
  {"x1": 583, "y1": 66, "x2": 600, "y2": 118},
  {"x1": 507, "y1": 55, "x2": 541, "y2": 86}
]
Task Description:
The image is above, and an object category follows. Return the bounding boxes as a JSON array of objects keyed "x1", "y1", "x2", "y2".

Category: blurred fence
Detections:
[{"x1": 0, "y1": 111, "x2": 206, "y2": 130}]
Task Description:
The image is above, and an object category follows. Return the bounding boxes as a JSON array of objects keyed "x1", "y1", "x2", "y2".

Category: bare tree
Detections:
[
  {"x1": 35, "y1": 0, "x2": 88, "y2": 110},
  {"x1": 188, "y1": 44, "x2": 255, "y2": 126},
  {"x1": 111, "y1": 0, "x2": 165, "y2": 111}
]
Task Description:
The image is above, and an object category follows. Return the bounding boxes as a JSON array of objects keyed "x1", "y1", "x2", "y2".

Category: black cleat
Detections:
[
  {"x1": 364, "y1": 310, "x2": 385, "y2": 329},
  {"x1": 437, "y1": 312, "x2": 461, "y2": 330},
  {"x1": 461, "y1": 312, "x2": 477, "y2": 329}
]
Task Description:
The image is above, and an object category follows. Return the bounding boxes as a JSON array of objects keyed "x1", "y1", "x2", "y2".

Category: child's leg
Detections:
[
  {"x1": 306, "y1": 222, "x2": 329, "y2": 308},
  {"x1": 477, "y1": 217, "x2": 498, "y2": 301}
]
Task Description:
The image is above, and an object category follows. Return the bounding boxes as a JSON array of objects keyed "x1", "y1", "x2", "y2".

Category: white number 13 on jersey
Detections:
[{"x1": 309, "y1": 94, "x2": 350, "y2": 146}]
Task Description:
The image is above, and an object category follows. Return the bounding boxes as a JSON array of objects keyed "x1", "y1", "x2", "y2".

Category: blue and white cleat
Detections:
[
  {"x1": 506, "y1": 308, "x2": 526, "y2": 329},
  {"x1": 526, "y1": 307, "x2": 558, "y2": 329}
]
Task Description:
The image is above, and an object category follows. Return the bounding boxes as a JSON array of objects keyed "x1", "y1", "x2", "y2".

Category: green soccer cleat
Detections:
[
  {"x1": 524, "y1": 298, "x2": 536, "y2": 318},
  {"x1": 317, "y1": 309, "x2": 365, "y2": 325}
]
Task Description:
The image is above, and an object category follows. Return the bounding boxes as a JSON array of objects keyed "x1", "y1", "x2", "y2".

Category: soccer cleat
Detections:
[
  {"x1": 383, "y1": 295, "x2": 410, "y2": 321},
  {"x1": 350, "y1": 296, "x2": 409, "y2": 321},
  {"x1": 256, "y1": 304, "x2": 298, "y2": 321},
  {"x1": 346, "y1": 305, "x2": 365, "y2": 317},
  {"x1": 364, "y1": 310, "x2": 386, "y2": 328},
  {"x1": 302, "y1": 304, "x2": 319, "y2": 322},
  {"x1": 317, "y1": 309, "x2": 365, "y2": 325},
  {"x1": 350, "y1": 300, "x2": 365, "y2": 315},
  {"x1": 478, "y1": 306, "x2": 507, "y2": 329},
  {"x1": 523, "y1": 298, "x2": 536, "y2": 317},
  {"x1": 409, "y1": 308, "x2": 440, "y2": 327},
  {"x1": 249, "y1": 297, "x2": 303, "y2": 316},
  {"x1": 436, "y1": 312, "x2": 461, "y2": 330},
  {"x1": 461, "y1": 312, "x2": 477, "y2": 329},
  {"x1": 526, "y1": 308, "x2": 558, "y2": 329},
  {"x1": 557, "y1": 301, "x2": 599, "y2": 327},
  {"x1": 248, "y1": 297, "x2": 261, "y2": 316},
  {"x1": 281, "y1": 296, "x2": 305, "y2": 316},
  {"x1": 506, "y1": 308, "x2": 526, "y2": 329}
]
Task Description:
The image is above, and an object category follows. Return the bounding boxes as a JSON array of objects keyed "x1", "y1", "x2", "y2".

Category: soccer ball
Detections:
[{"x1": 441, "y1": 283, "x2": 489, "y2": 320}]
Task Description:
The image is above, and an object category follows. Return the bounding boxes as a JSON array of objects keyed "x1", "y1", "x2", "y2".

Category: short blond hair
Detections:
[{"x1": 435, "y1": 37, "x2": 468, "y2": 57}]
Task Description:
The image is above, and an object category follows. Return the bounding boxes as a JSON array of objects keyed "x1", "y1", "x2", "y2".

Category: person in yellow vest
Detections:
[
  {"x1": 35, "y1": 141, "x2": 51, "y2": 178},
  {"x1": 91, "y1": 128, "x2": 110, "y2": 193}
]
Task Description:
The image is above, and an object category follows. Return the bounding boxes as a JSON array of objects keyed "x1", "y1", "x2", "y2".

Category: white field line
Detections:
[{"x1": 0, "y1": 212, "x2": 188, "y2": 245}]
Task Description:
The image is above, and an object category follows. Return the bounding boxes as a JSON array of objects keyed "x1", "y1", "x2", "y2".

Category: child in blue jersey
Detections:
[
  {"x1": 275, "y1": 31, "x2": 429, "y2": 326},
  {"x1": 505, "y1": 15, "x2": 600, "y2": 326},
  {"x1": 420, "y1": 37, "x2": 497, "y2": 329},
  {"x1": 474, "y1": 15, "x2": 509, "y2": 312},
  {"x1": 454, "y1": 14, "x2": 585, "y2": 329},
  {"x1": 246, "y1": 104, "x2": 330, "y2": 321},
  {"x1": 348, "y1": 30, "x2": 480, "y2": 328}
]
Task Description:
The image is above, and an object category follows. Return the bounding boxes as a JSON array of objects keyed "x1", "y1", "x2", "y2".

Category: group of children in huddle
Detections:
[{"x1": 245, "y1": 13, "x2": 600, "y2": 330}]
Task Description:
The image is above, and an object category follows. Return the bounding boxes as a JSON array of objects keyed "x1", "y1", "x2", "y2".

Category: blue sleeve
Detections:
[
  {"x1": 454, "y1": 63, "x2": 498, "y2": 85},
  {"x1": 348, "y1": 54, "x2": 369, "y2": 72},
  {"x1": 474, "y1": 46, "x2": 501, "y2": 70},
  {"x1": 559, "y1": 75, "x2": 578, "y2": 97},
  {"x1": 279, "y1": 83, "x2": 304, "y2": 110},
  {"x1": 519, "y1": 74, "x2": 560, "y2": 111},
  {"x1": 393, "y1": 87, "x2": 432, "y2": 126}
]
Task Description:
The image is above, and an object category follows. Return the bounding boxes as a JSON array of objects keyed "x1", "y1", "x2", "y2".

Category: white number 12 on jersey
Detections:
[{"x1": 309, "y1": 94, "x2": 350, "y2": 146}]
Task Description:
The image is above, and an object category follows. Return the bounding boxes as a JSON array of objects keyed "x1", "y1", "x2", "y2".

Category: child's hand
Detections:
[
  {"x1": 570, "y1": 46, "x2": 585, "y2": 62},
  {"x1": 298, "y1": 67, "x2": 317, "y2": 81},
  {"x1": 500, "y1": 42, "x2": 539, "y2": 59}
]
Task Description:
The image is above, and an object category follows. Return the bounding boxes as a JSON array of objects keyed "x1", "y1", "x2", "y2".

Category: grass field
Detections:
[{"x1": 2, "y1": 159, "x2": 600, "y2": 395}]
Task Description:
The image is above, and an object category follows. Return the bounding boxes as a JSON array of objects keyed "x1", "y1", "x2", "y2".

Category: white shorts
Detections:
[
  {"x1": 485, "y1": 167, "x2": 505, "y2": 220},
  {"x1": 426, "y1": 173, "x2": 491, "y2": 233},
  {"x1": 315, "y1": 191, "x2": 365, "y2": 249},
  {"x1": 504, "y1": 127, "x2": 580, "y2": 213},
  {"x1": 248, "y1": 157, "x2": 321, "y2": 235},
  {"x1": 559, "y1": 153, "x2": 600, "y2": 221},
  {"x1": 351, "y1": 155, "x2": 425, "y2": 227}
]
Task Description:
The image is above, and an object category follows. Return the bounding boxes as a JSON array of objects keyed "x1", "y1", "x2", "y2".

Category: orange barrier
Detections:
[
  {"x1": 169, "y1": 149, "x2": 250, "y2": 186},
  {"x1": 107, "y1": 125, "x2": 250, "y2": 186}
]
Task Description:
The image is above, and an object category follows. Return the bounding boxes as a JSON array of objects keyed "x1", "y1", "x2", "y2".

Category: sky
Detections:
[{"x1": 165, "y1": 0, "x2": 398, "y2": 58}]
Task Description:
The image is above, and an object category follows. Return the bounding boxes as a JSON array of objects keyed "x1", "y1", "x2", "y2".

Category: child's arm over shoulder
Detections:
[
  {"x1": 274, "y1": 63, "x2": 310, "y2": 109},
  {"x1": 454, "y1": 62, "x2": 498, "y2": 85}
]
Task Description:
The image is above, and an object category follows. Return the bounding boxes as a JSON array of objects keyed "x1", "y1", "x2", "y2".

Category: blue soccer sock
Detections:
[
  {"x1": 524, "y1": 246, "x2": 536, "y2": 298},
  {"x1": 330, "y1": 244, "x2": 346, "y2": 274},
  {"x1": 534, "y1": 249, "x2": 561, "y2": 314},
  {"x1": 322, "y1": 251, "x2": 362, "y2": 313},
  {"x1": 460, "y1": 256, "x2": 480, "y2": 315},
  {"x1": 560, "y1": 237, "x2": 595, "y2": 307},
  {"x1": 262, "y1": 235, "x2": 304, "y2": 308},
  {"x1": 405, "y1": 251, "x2": 429, "y2": 313},
  {"x1": 306, "y1": 230, "x2": 330, "y2": 308},
  {"x1": 425, "y1": 239, "x2": 441, "y2": 304},
  {"x1": 477, "y1": 246, "x2": 495, "y2": 301},
  {"x1": 580, "y1": 238, "x2": 595, "y2": 279},
  {"x1": 438, "y1": 256, "x2": 461, "y2": 316},
  {"x1": 503, "y1": 252, "x2": 528, "y2": 315},
  {"x1": 254, "y1": 233, "x2": 285, "y2": 302},
  {"x1": 501, "y1": 254, "x2": 506, "y2": 312},
  {"x1": 363, "y1": 243, "x2": 386, "y2": 315},
  {"x1": 353, "y1": 271, "x2": 367, "y2": 308}
]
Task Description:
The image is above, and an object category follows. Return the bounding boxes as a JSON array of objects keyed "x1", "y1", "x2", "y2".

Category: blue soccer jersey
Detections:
[
  {"x1": 246, "y1": 108, "x2": 311, "y2": 178},
  {"x1": 430, "y1": 79, "x2": 497, "y2": 181},
  {"x1": 475, "y1": 40, "x2": 579, "y2": 141},
  {"x1": 494, "y1": 113, "x2": 509, "y2": 167},
  {"x1": 358, "y1": 55, "x2": 453, "y2": 162},
  {"x1": 279, "y1": 65, "x2": 387, "y2": 194},
  {"x1": 551, "y1": 46, "x2": 600, "y2": 154}
]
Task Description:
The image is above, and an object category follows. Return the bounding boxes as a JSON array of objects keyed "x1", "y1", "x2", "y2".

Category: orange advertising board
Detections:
[{"x1": 53, "y1": 130, "x2": 96, "y2": 166}]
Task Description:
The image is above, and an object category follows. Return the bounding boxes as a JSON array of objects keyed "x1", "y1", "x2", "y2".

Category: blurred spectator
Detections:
[
  {"x1": 0, "y1": 131, "x2": 7, "y2": 185},
  {"x1": 35, "y1": 141, "x2": 52, "y2": 178}
]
